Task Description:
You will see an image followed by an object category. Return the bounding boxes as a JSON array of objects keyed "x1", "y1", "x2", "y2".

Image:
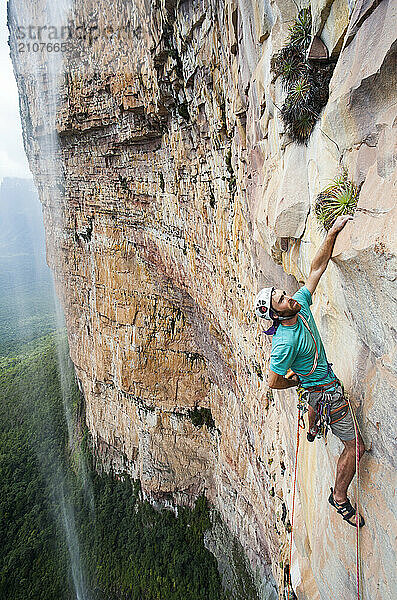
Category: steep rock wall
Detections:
[{"x1": 9, "y1": 0, "x2": 396, "y2": 598}]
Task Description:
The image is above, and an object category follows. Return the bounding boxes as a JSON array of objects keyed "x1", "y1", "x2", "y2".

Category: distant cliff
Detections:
[
  {"x1": 0, "y1": 177, "x2": 56, "y2": 353},
  {"x1": 9, "y1": 0, "x2": 397, "y2": 598}
]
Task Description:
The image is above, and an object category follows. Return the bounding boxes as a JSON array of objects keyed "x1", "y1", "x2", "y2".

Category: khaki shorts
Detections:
[{"x1": 305, "y1": 384, "x2": 356, "y2": 442}]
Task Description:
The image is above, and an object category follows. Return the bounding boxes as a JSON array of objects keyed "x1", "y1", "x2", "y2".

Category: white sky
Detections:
[{"x1": 0, "y1": 0, "x2": 31, "y2": 180}]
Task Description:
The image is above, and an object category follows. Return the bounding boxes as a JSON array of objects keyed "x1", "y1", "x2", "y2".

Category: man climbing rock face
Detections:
[{"x1": 255, "y1": 215, "x2": 365, "y2": 528}]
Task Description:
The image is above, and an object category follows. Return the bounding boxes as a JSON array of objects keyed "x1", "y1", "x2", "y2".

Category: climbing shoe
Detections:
[{"x1": 328, "y1": 487, "x2": 365, "y2": 528}]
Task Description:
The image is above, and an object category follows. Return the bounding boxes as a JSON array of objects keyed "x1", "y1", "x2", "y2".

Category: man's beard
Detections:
[{"x1": 278, "y1": 299, "x2": 301, "y2": 318}]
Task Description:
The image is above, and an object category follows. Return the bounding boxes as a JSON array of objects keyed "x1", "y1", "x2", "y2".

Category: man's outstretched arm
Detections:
[{"x1": 306, "y1": 215, "x2": 352, "y2": 295}]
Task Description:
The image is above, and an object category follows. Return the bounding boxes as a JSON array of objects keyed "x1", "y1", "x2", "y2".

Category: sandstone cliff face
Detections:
[{"x1": 9, "y1": 0, "x2": 396, "y2": 598}]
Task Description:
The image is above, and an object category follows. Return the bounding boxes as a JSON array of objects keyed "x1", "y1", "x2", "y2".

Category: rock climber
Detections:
[{"x1": 254, "y1": 215, "x2": 365, "y2": 527}]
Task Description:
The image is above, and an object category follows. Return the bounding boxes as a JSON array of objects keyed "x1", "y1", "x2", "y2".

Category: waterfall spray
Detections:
[{"x1": 8, "y1": 1, "x2": 93, "y2": 597}]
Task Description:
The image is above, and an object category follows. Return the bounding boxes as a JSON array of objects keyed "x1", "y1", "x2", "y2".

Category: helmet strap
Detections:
[{"x1": 269, "y1": 308, "x2": 290, "y2": 322}]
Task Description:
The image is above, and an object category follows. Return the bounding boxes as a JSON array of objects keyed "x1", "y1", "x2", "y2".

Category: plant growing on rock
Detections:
[
  {"x1": 282, "y1": 76, "x2": 313, "y2": 113},
  {"x1": 282, "y1": 108, "x2": 317, "y2": 143},
  {"x1": 287, "y1": 7, "x2": 312, "y2": 48},
  {"x1": 270, "y1": 46, "x2": 307, "y2": 88},
  {"x1": 314, "y1": 170, "x2": 359, "y2": 230},
  {"x1": 288, "y1": 74, "x2": 312, "y2": 100},
  {"x1": 280, "y1": 75, "x2": 321, "y2": 141},
  {"x1": 271, "y1": 7, "x2": 335, "y2": 144}
]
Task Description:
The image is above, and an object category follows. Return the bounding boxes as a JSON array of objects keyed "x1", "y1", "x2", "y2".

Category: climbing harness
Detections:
[
  {"x1": 299, "y1": 379, "x2": 344, "y2": 442},
  {"x1": 291, "y1": 314, "x2": 341, "y2": 441}
]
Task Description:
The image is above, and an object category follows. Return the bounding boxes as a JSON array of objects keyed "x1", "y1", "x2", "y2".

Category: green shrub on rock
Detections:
[
  {"x1": 270, "y1": 45, "x2": 307, "y2": 88},
  {"x1": 271, "y1": 7, "x2": 335, "y2": 144},
  {"x1": 314, "y1": 170, "x2": 359, "y2": 230},
  {"x1": 287, "y1": 7, "x2": 312, "y2": 48}
]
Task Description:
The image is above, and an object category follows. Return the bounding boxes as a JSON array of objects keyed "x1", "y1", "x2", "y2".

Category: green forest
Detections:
[{"x1": 0, "y1": 333, "x2": 227, "y2": 600}]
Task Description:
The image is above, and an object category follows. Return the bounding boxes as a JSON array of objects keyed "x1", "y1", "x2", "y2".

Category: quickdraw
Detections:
[
  {"x1": 296, "y1": 385, "x2": 308, "y2": 429},
  {"x1": 314, "y1": 390, "x2": 337, "y2": 440}
]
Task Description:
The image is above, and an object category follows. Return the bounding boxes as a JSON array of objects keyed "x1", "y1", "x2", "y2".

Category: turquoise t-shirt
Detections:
[{"x1": 269, "y1": 286, "x2": 336, "y2": 389}]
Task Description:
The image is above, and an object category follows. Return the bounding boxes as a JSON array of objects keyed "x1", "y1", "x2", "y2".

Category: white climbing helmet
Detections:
[
  {"x1": 254, "y1": 287, "x2": 291, "y2": 321},
  {"x1": 254, "y1": 287, "x2": 275, "y2": 320}
]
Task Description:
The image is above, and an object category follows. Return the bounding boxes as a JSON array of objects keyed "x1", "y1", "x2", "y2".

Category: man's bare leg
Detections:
[
  {"x1": 333, "y1": 434, "x2": 365, "y2": 504},
  {"x1": 307, "y1": 405, "x2": 317, "y2": 430}
]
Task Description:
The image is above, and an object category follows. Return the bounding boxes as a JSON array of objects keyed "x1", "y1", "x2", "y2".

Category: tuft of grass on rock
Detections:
[
  {"x1": 270, "y1": 46, "x2": 308, "y2": 88},
  {"x1": 282, "y1": 76, "x2": 314, "y2": 113},
  {"x1": 282, "y1": 109, "x2": 317, "y2": 143},
  {"x1": 287, "y1": 7, "x2": 312, "y2": 49},
  {"x1": 314, "y1": 170, "x2": 359, "y2": 230}
]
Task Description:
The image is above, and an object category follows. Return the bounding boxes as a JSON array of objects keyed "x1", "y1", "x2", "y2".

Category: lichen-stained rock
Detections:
[{"x1": 8, "y1": 0, "x2": 397, "y2": 598}]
